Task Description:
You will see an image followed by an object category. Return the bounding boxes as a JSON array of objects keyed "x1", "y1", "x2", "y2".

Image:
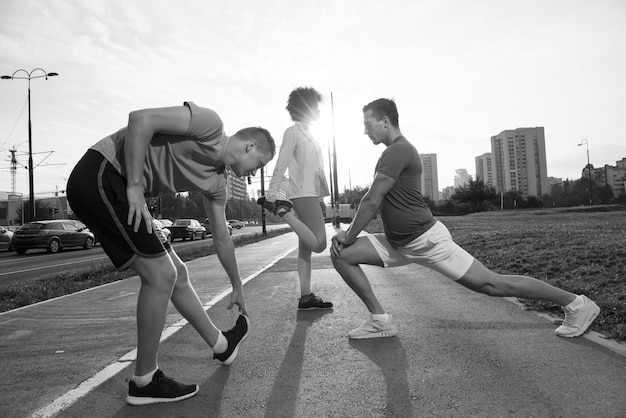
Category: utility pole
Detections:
[
  {"x1": 327, "y1": 136, "x2": 334, "y2": 219},
  {"x1": 331, "y1": 92, "x2": 340, "y2": 227},
  {"x1": 9, "y1": 147, "x2": 18, "y2": 194},
  {"x1": 578, "y1": 139, "x2": 593, "y2": 206},
  {"x1": 260, "y1": 168, "x2": 266, "y2": 235}
]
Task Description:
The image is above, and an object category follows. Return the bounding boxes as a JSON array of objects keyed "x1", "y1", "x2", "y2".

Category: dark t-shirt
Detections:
[{"x1": 375, "y1": 136, "x2": 436, "y2": 247}]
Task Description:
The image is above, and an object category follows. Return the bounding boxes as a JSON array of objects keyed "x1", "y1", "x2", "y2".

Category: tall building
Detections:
[
  {"x1": 454, "y1": 168, "x2": 471, "y2": 188},
  {"x1": 491, "y1": 127, "x2": 548, "y2": 198},
  {"x1": 420, "y1": 153, "x2": 439, "y2": 201},
  {"x1": 226, "y1": 168, "x2": 248, "y2": 200},
  {"x1": 475, "y1": 153, "x2": 494, "y2": 187}
]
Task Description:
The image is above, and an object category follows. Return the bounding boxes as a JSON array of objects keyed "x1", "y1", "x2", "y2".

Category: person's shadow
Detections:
[
  {"x1": 263, "y1": 309, "x2": 333, "y2": 418},
  {"x1": 349, "y1": 337, "x2": 413, "y2": 417},
  {"x1": 196, "y1": 365, "x2": 231, "y2": 417}
]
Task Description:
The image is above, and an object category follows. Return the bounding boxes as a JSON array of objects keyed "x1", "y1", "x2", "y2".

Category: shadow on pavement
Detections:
[
  {"x1": 197, "y1": 366, "x2": 231, "y2": 418},
  {"x1": 263, "y1": 309, "x2": 333, "y2": 418},
  {"x1": 349, "y1": 337, "x2": 413, "y2": 417}
]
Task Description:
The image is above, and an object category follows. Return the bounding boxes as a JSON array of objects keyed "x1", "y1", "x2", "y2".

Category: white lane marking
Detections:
[{"x1": 30, "y1": 245, "x2": 297, "y2": 418}]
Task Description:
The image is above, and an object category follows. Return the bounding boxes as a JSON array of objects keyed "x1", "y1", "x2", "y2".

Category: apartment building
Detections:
[
  {"x1": 475, "y1": 152, "x2": 494, "y2": 187},
  {"x1": 454, "y1": 168, "x2": 472, "y2": 188},
  {"x1": 441, "y1": 186, "x2": 456, "y2": 201},
  {"x1": 587, "y1": 157, "x2": 626, "y2": 199},
  {"x1": 420, "y1": 153, "x2": 439, "y2": 201},
  {"x1": 491, "y1": 127, "x2": 548, "y2": 198},
  {"x1": 226, "y1": 168, "x2": 248, "y2": 200}
]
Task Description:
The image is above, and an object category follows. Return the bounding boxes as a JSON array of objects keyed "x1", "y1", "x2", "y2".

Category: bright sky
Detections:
[{"x1": 1, "y1": 0, "x2": 625, "y2": 201}]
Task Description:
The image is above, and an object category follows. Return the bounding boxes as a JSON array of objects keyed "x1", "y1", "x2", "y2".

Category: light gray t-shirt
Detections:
[{"x1": 90, "y1": 101, "x2": 228, "y2": 204}]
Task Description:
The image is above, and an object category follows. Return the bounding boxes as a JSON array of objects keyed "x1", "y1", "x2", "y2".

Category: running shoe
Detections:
[
  {"x1": 298, "y1": 293, "x2": 333, "y2": 310},
  {"x1": 256, "y1": 196, "x2": 293, "y2": 216},
  {"x1": 126, "y1": 370, "x2": 198, "y2": 405},
  {"x1": 213, "y1": 314, "x2": 250, "y2": 365},
  {"x1": 348, "y1": 315, "x2": 398, "y2": 339},
  {"x1": 554, "y1": 295, "x2": 600, "y2": 337}
]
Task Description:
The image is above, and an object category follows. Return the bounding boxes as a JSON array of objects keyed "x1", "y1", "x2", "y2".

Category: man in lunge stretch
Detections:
[
  {"x1": 67, "y1": 101, "x2": 275, "y2": 404},
  {"x1": 330, "y1": 98, "x2": 599, "y2": 340}
]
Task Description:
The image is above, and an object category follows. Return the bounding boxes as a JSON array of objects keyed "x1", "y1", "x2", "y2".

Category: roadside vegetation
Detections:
[
  {"x1": 0, "y1": 227, "x2": 290, "y2": 313},
  {"x1": 364, "y1": 205, "x2": 626, "y2": 342}
]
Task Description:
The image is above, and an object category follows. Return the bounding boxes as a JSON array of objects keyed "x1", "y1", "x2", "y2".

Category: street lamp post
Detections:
[
  {"x1": 578, "y1": 138, "x2": 593, "y2": 206},
  {"x1": 331, "y1": 92, "x2": 340, "y2": 227},
  {"x1": 2, "y1": 68, "x2": 58, "y2": 222},
  {"x1": 260, "y1": 168, "x2": 266, "y2": 235}
]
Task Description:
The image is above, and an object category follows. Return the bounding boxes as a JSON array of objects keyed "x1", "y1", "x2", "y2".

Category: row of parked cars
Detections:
[
  {"x1": 0, "y1": 218, "x2": 247, "y2": 254},
  {"x1": 0, "y1": 220, "x2": 95, "y2": 254},
  {"x1": 155, "y1": 218, "x2": 244, "y2": 243}
]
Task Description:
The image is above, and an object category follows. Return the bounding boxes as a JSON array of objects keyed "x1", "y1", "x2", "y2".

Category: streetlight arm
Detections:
[{"x1": 1, "y1": 68, "x2": 59, "y2": 80}]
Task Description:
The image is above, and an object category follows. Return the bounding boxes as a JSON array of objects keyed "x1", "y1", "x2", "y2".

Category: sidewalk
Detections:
[{"x1": 2, "y1": 226, "x2": 626, "y2": 417}]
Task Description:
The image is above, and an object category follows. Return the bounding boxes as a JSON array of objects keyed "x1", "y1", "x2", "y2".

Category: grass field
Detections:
[{"x1": 364, "y1": 206, "x2": 626, "y2": 342}]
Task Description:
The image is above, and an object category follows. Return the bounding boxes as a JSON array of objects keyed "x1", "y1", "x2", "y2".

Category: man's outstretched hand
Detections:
[{"x1": 228, "y1": 288, "x2": 248, "y2": 317}]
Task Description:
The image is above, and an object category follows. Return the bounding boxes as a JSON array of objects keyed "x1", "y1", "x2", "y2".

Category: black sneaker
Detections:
[
  {"x1": 257, "y1": 196, "x2": 293, "y2": 216},
  {"x1": 298, "y1": 293, "x2": 333, "y2": 310},
  {"x1": 213, "y1": 314, "x2": 250, "y2": 365},
  {"x1": 126, "y1": 369, "x2": 198, "y2": 406}
]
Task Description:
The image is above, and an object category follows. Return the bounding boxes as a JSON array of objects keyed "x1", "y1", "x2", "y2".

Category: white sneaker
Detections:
[
  {"x1": 348, "y1": 315, "x2": 398, "y2": 340},
  {"x1": 554, "y1": 295, "x2": 600, "y2": 338}
]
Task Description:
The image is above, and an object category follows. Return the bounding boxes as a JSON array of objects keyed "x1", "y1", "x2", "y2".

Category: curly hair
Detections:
[{"x1": 286, "y1": 87, "x2": 323, "y2": 122}]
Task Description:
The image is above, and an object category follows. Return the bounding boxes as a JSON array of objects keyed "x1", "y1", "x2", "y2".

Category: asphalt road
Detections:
[
  {"x1": 0, "y1": 225, "x2": 284, "y2": 286},
  {"x1": 1, "y1": 226, "x2": 625, "y2": 417}
]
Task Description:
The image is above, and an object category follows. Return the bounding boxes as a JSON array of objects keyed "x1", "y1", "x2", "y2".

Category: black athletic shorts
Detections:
[{"x1": 66, "y1": 150, "x2": 171, "y2": 271}]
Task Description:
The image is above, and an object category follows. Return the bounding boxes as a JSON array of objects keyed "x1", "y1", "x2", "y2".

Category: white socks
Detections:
[
  {"x1": 566, "y1": 295, "x2": 584, "y2": 310},
  {"x1": 132, "y1": 332, "x2": 227, "y2": 387},
  {"x1": 133, "y1": 367, "x2": 157, "y2": 387},
  {"x1": 371, "y1": 313, "x2": 390, "y2": 322},
  {"x1": 213, "y1": 332, "x2": 228, "y2": 354}
]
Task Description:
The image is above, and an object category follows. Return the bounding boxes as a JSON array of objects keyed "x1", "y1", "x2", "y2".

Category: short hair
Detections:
[
  {"x1": 362, "y1": 98, "x2": 399, "y2": 128},
  {"x1": 286, "y1": 87, "x2": 323, "y2": 122},
  {"x1": 234, "y1": 127, "x2": 276, "y2": 159}
]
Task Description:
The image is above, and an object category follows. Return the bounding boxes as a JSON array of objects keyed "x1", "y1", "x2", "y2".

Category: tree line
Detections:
[
  {"x1": 147, "y1": 193, "x2": 271, "y2": 223},
  {"x1": 14, "y1": 175, "x2": 622, "y2": 225},
  {"x1": 432, "y1": 176, "x2": 623, "y2": 215},
  {"x1": 332, "y1": 177, "x2": 623, "y2": 218}
]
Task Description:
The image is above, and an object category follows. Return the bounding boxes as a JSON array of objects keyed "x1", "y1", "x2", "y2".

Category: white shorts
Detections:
[{"x1": 366, "y1": 220, "x2": 474, "y2": 280}]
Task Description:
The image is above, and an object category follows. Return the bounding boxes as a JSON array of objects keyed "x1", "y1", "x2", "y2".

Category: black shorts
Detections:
[{"x1": 66, "y1": 150, "x2": 171, "y2": 271}]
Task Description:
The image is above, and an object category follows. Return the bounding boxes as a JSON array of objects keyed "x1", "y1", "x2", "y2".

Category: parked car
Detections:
[
  {"x1": 228, "y1": 219, "x2": 245, "y2": 229},
  {"x1": 0, "y1": 226, "x2": 14, "y2": 251},
  {"x1": 168, "y1": 219, "x2": 207, "y2": 241},
  {"x1": 11, "y1": 220, "x2": 96, "y2": 254},
  {"x1": 202, "y1": 219, "x2": 233, "y2": 236},
  {"x1": 156, "y1": 218, "x2": 173, "y2": 228},
  {"x1": 153, "y1": 219, "x2": 172, "y2": 244}
]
